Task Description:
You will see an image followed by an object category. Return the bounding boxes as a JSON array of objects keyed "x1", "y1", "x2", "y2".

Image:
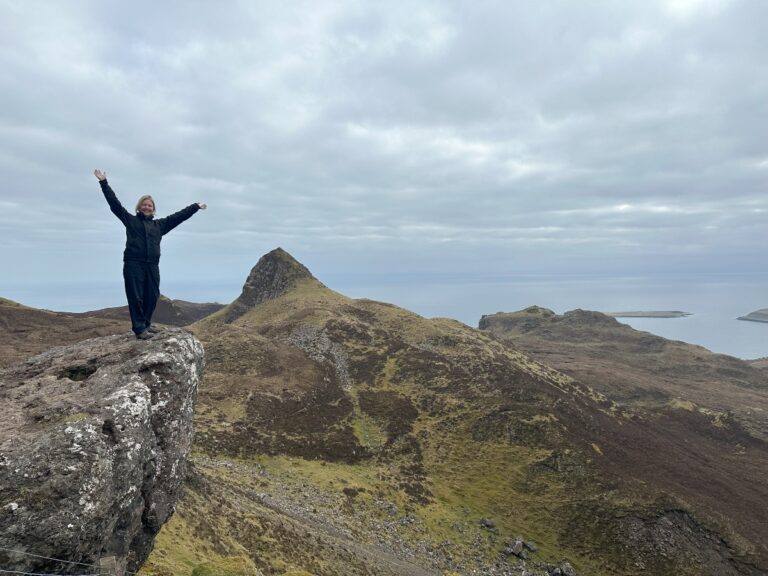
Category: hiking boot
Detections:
[
  {"x1": 146, "y1": 324, "x2": 161, "y2": 334},
  {"x1": 136, "y1": 330, "x2": 154, "y2": 340}
]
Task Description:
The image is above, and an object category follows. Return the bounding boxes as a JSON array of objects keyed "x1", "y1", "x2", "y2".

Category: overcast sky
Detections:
[{"x1": 1, "y1": 0, "x2": 766, "y2": 315}]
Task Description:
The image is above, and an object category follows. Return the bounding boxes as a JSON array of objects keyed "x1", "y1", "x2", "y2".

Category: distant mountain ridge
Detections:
[
  {"x1": 0, "y1": 294, "x2": 222, "y2": 369},
  {"x1": 76, "y1": 294, "x2": 224, "y2": 326},
  {"x1": 0, "y1": 296, "x2": 126, "y2": 368}
]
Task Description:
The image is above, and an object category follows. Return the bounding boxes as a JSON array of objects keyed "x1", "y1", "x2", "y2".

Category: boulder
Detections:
[
  {"x1": 504, "y1": 536, "x2": 537, "y2": 559},
  {"x1": 480, "y1": 517, "x2": 496, "y2": 529},
  {"x1": 0, "y1": 328, "x2": 204, "y2": 574}
]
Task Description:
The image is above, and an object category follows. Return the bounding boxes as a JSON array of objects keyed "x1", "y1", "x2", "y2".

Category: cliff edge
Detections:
[{"x1": 0, "y1": 328, "x2": 204, "y2": 574}]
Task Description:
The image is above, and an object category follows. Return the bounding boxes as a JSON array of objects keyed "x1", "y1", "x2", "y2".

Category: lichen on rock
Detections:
[{"x1": 0, "y1": 328, "x2": 204, "y2": 574}]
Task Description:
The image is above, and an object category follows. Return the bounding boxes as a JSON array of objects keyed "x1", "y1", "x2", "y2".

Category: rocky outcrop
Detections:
[
  {"x1": 479, "y1": 306, "x2": 624, "y2": 336},
  {"x1": 224, "y1": 247, "x2": 322, "y2": 323},
  {"x1": 0, "y1": 328, "x2": 204, "y2": 574}
]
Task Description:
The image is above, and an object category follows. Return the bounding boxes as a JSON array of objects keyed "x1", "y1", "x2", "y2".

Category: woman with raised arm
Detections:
[{"x1": 94, "y1": 169, "x2": 207, "y2": 340}]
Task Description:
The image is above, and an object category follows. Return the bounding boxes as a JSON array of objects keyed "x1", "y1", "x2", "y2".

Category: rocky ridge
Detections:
[
  {"x1": 223, "y1": 247, "x2": 323, "y2": 323},
  {"x1": 78, "y1": 295, "x2": 224, "y2": 327},
  {"x1": 139, "y1": 250, "x2": 767, "y2": 575},
  {"x1": 0, "y1": 328, "x2": 204, "y2": 574}
]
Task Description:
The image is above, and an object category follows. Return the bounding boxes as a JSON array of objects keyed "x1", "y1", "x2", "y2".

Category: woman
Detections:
[{"x1": 94, "y1": 169, "x2": 207, "y2": 340}]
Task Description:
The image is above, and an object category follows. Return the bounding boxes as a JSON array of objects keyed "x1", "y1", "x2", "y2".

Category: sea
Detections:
[
  {"x1": 342, "y1": 273, "x2": 768, "y2": 361},
  {"x1": 4, "y1": 273, "x2": 767, "y2": 360}
]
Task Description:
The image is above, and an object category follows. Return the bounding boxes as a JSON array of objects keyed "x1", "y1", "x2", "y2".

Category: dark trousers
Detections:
[{"x1": 123, "y1": 261, "x2": 160, "y2": 335}]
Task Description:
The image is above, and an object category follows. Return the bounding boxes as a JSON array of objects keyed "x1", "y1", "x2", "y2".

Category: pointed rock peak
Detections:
[
  {"x1": 243, "y1": 248, "x2": 317, "y2": 293},
  {"x1": 259, "y1": 247, "x2": 313, "y2": 275},
  {"x1": 224, "y1": 248, "x2": 323, "y2": 323}
]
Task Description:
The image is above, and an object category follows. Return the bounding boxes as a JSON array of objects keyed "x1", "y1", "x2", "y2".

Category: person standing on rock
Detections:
[{"x1": 94, "y1": 169, "x2": 207, "y2": 340}]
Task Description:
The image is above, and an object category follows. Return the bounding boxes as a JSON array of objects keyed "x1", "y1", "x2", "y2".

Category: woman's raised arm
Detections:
[{"x1": 95, "y1": 169, "x2": 130, "y2": 224}]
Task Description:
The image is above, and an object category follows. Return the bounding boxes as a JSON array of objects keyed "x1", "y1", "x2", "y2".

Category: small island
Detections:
[
  {"x1": 737, "y1": 308, "x2": 768, "y2": 323},
  {"x1": 606, "y1": 311, "x2": 692, "y2": 318}
]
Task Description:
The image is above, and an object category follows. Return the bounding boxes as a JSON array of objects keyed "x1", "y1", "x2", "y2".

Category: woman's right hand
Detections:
[{"x1": 94, "y1": 169, "x2": 107, "y2": 181}]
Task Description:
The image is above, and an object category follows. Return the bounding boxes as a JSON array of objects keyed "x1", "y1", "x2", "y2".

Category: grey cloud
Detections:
[{"x1": 0, "y1": 0, "x2": 766, "y2": 306}]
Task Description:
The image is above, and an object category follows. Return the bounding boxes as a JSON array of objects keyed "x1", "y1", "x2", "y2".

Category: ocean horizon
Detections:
[
  {"x1": 344, "y1": 273, "x2": 768, "y2": 361},
  {"x1": 3, "y1": 273, "x2": 767, "y2": 361}
]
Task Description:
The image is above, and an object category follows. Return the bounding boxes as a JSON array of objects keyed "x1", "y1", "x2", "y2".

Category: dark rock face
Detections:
[
  {"x1": 0, "y1": 328, "x2": 204, "y2": 574},
  {"x1": 224, "y1": 247, "x2": 321, "y2": 323}
]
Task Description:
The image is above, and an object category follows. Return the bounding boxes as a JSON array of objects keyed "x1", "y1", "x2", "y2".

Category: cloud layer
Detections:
[{"x1": 1, "y1": 0, "x2": 766, "y2": 308}]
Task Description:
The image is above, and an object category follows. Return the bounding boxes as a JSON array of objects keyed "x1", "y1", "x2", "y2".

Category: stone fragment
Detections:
[{"x1": 480, "y1": 517, "x2": 496, "y2": 529}]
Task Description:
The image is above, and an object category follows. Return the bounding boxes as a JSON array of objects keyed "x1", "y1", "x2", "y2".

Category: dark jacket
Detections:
[{"x1": 100, "y1": 179, "x2": 200, "y2": 264}]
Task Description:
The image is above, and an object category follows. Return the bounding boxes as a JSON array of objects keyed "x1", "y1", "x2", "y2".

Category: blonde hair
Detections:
[{"x1": 135, "y1": 195, "x2": 156, "y2": 214}]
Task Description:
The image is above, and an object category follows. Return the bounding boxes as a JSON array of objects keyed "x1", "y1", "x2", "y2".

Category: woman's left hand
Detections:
[{"x1": 198, "y1": 203, "x2": 207, "y2": 210}]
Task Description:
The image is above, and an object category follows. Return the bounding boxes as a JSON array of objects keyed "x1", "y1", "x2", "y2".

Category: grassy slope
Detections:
[
  {"x1": 0, "y1": 297, "x2": 28, "y2": 308},
  {"x1": 478, "y1": 307, "x2": 768, "y2": 439},
  {"x1": 481, "y1": 307, "x2": 768, "y2": 568},
  {"x1": 140, "y1": 281, "x2": 764, "y2": 576}
]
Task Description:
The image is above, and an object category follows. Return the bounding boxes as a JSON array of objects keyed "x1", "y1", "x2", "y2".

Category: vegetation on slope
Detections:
[{"x1": 140, "y1": 250, "x2": 766, "y2": 575}]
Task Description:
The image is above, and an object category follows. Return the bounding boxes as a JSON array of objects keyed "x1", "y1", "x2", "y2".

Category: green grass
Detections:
[
  {"x1": 349, "y1": 412, "x2": 388, "y2": 450},
  {"x1": 177, "y1": 276, "x2": 725, "y2": 576},
  {"x1": 191, "y1": 557, "x2": 261, "y2": 576}
]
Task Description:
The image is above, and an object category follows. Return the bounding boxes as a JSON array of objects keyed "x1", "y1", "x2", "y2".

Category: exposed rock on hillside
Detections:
[
  {"x1": 0, "y1": 328, "x2": 204, "y2": 574},
  {"x1": 223, "y1": 247, "x2": 324, "y2": 323}
]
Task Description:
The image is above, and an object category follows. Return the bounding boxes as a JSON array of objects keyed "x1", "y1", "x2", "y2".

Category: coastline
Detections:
[
  {"x1": 737, "y1": 309, "x2": 768, "y2": 323},
  {"x1": 607, "y1": 311, "x2": 691, "y2": 319}
]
